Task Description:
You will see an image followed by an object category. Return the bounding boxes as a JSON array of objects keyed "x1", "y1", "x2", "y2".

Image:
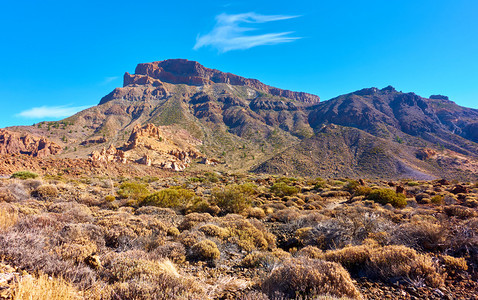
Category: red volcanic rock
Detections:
[
  {"x1": 124, "y1": 59, "x2": 320, "y2": 104},
  {"x1": 0, "y1": 129, "x2": 62, "y2": 157}
]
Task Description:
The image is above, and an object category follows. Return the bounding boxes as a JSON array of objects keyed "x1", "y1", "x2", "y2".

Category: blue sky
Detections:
[{"x1": 1, "y1": 0, "x2": 477, "y2": 128}]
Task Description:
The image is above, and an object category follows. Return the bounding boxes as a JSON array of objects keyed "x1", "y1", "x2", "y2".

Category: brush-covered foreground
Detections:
[{"x1": 0, "y1": 171, "x2": 477, "y2": 299}]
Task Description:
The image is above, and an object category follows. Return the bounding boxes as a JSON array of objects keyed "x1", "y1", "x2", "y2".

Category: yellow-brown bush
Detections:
[
  {"x1": 13, "y1": 273, "x2": 80, "y2": 300},
  {"x1": 262, "y1": 258, "x2": 362, "y2": 299},
  {"x1": 0, "y1": 205, "x2": 18, "y2": 231},
  {"x1": 190, "y1": 239, "x2": 220, "y2": 261},
  {"x1": 178, "y1": 212, "x2": 214, "y2": 231},
  {"x1": 220, "y1": 214, "x2": 275, "y2": 251},
  {"x1": 198, "y1": 223, "x2": 230, "y2": 239},
  {"x1": 439, "y1": 254, "x2": 468, "y2": 275},
  {"x1": 321, "y1": 244, "x2": 445, "y2": 287},
  {"x1": 32, "y1": 184, "x2": 59, "y2": 199}
]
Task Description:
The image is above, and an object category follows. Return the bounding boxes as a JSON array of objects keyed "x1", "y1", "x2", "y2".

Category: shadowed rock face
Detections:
[
  {"x1": 0, "y1": 129, "x2": 62, "y2": 157},
  {"x1": 123, "y1": 59, "x2": 320, "y2": 104}
]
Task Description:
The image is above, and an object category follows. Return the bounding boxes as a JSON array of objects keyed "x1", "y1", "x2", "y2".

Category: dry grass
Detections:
[
  {"x1": 13, "y1": 274, "x2": 80, "y2": 300},
  {"x1": 262, "y1": 258, "x2": 362, "y2": 299},
  {"x1": 0, "y1": 205, "x2": 18, "y2": 231}
]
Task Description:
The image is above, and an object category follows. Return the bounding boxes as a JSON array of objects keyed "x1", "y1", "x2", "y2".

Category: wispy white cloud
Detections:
[
  {"x1": 194, "y1": 12, "x2": 301, "y2": 52},
  {"x1": 17, "y1": 105, "x2": 91, "y2": 119},
  {"x1": 100, "y1": 76, "x2": 119, "y2": 85}
]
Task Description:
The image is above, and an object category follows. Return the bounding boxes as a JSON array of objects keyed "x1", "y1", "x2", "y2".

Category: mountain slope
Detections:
[{"x1": 3, "y1": 60, "x2": 478, "y2": 180}]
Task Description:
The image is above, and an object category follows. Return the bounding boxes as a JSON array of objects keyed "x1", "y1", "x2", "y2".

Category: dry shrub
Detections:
[
  {"x1": 32, "y1": 184, "x2": 59, "y2": 199},
  {"x1": 198, "y1": 223, "x2": 230, "y2": 239},
  {"x1": 149, "y1": 242, "x2": 186, "y2": 264},
  {"x1": 392, "y1": 218, "x2": 446, "y2": 252},
  {"x1": 322, "y1": 244, "x2": 444, "y2": 287},
  {"x1": 296, "y1": 245, "x2": 324, "y2": 259},
  {"x1": 444, "y1": 205, "x2": 477, "y2": 219},
  {"x1": 0, "y1": 204, "x2": 18, "y2": 231},
  {"x1": 96, "y1": 211, "x2": 167, "y2": 250},
  {"x1": 178, "y1": 212, "x2": 214, "y2": 231},
  {"x1": 269, "y1": 208, "x2": 301, "y2": 223},
  {"x1": 301, "y1": 206, "x2": 393, "y2": 249},
  {"x1": 262, "y1": 258, "x2": 361, "y2": 299},
  {"x1": 221, "y1": 214, "x2": 275, "y2": 251},
  {"x1": 13, "y1": 274, "x2": 80, "y2": 300},
  {"x1": 48, "y1": 202, "x2": 94, "y2": 223},
  {"x1": 53, "y1": 224, "x2": 105, "y2": 263},
  {"x1": 366, "y1": 245, "x2": 444, "y2": 287},
  {"x1": 0, "y1": 229, "x2": 96, "y2": 289},
  {"x1": 246, "y1": 207, "x2": 266, "y2": 219},
  {"x1": 242, "y1": 249, "x2": 290, "y2": 269},
  {"x1": 439, "y1": 255, "x2": 468, "y2": 276},
  {"x1": 178, "y1": 230, "x2": 205, "y2": 248},
  {"x1": 101, "y1": 252, "x2": 205, "y2": 299},
  {"x1": 190, "y1": 239, "x2": 220, "y2": 261},
  {"x1": 0, "y1": 188, "x2": 16, "y2": 202}
]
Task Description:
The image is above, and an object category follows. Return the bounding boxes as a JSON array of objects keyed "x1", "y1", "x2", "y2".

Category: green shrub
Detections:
[
  {"x1": 430, "y1": 195, "x2": 444, "y2": 205},
  {"x1": 270, "y1": 182, "x2": 299, "y2": 197},
  {"x1": 140, "y1": 188, "x2": 196, "y2": 210},
  {"x1": 212, "y1": 184, "x2": 253, "y2": 213},
  {"x1": 367, "y1": 188, "x2": 407, "y2": 208},
  {"x1": 117, "y1": 182, "x2": 149, "y2": 201},
  {"x1": 11, "y1": 171, "x2": 38, "y2": 180}
]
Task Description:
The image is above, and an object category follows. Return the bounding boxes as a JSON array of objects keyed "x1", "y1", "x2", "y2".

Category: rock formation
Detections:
[
  {"x1": 100, "y1": 59, "x2": 319, "y2": 105},
  {"x1": 89, "y1": 123, "x2": 205, "y2": 171},
  {"x1": 0, "y1": 129, "x2": 62, "y2": 157}
]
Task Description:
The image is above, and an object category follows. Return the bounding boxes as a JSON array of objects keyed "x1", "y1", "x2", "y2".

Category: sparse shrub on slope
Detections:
[
  {"x1": 117, "y1": 181, "x2": 149, "y2": 201},
  {"x1": 139, "y1": 187, "x2": 196, "y2": 211},
  {"x1": 270, "y1": 181, "x2": 299, "y2": 197},
  {"x1": 212, "y1": 184, "x2": 254, "y2": 214},
  {"x1": 11, "y1": 171, "x2": 38, "y2": 180},
  {"x1": 367, "y1": 188, "x2": 407, "y2": 208},
  {"x1": 262, "y1": 258, "x2": 362, "y2": 299}
]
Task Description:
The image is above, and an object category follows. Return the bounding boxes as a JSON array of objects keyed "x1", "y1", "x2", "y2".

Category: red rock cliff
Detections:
[{"x1": 123, "y1": 59, "x2": 320, "y2": 104}]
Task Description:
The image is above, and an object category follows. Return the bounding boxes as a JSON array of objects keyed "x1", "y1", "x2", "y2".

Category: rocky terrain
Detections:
[
  {"x1": 0, "y1": 170, "x2": 477, "y2": 299},
  {"x1": 4, "y1": 59, "x2": 478, "y2": 180}
]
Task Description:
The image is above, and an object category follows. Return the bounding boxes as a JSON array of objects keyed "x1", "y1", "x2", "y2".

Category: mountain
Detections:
[{"x1": 3, "y1": 60, "x2": 478, "y2": 180}]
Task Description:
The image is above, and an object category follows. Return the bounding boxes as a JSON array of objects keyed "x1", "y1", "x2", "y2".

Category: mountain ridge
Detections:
[{"x1": 2, "y1": 59, "x2": 478, "y2": 180}]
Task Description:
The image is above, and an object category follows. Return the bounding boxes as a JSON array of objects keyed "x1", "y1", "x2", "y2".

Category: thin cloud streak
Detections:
[
  {"x1": 17, "y1": 105, "x2": 91, "y2": 119},
  {"x1": 194, "y1": 12, "x2": 301, "y2": 52},
  {"x1": 100, "y1": 76, "x2": 119, "y2": 85}
]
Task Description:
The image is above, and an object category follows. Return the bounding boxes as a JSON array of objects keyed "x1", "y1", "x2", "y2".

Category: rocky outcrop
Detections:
[
  {"x1": 90, "y1": 145, "x2": 127, "y2": 164},
  {"x1": 80, "y1": 136, "x2": 107, "y2": 146},
  {"x1": 89, "y1": 123, "x2": 206, "y2": 171},
  {"x1": 122, "y1": 59, "x2": 319, "y2": 104},
  {"x1": 0, "y1": 129, "x2": 62, "y2": 157},
  {"x1": 416, "y1": 148, "x2": 438, "y2": 160}
]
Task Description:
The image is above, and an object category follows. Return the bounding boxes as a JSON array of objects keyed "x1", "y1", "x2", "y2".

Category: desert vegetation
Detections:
[{"x1": 0, "y1": 173, "x2": 477, "y2": 299}]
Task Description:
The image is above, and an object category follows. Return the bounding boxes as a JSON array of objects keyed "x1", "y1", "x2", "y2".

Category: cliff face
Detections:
[
  {"x1": 0, "y1": 129, "x2": 62, "y2": 157},
  {"x1": 120, "y1": 59, "x2": 320, "y2": 104}
]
